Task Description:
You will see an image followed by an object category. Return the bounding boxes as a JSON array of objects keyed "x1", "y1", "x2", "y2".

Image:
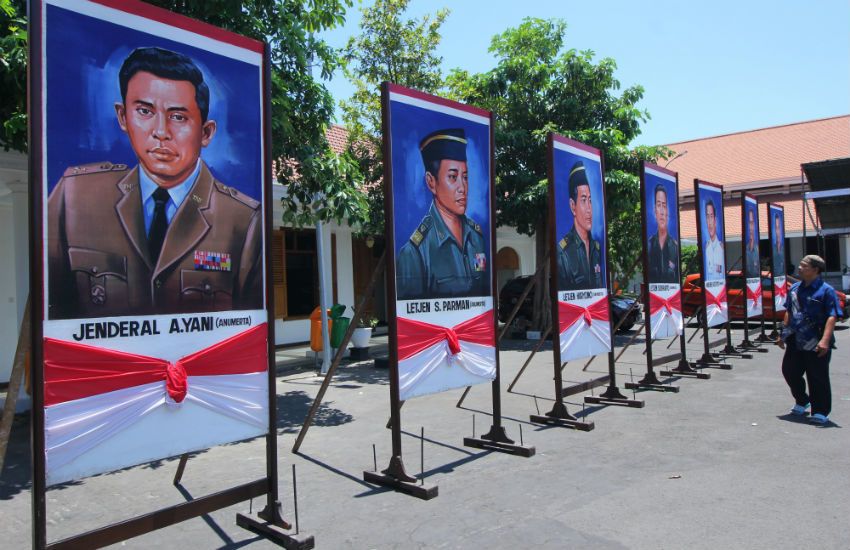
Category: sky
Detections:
[{"x1": 318, "y1": 0, "x2": 850, "y2": 147}]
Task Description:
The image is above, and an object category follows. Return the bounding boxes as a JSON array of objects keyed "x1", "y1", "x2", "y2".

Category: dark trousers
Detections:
[{"x1": 781, "y1": 343, "x2": 832, "y2": 416}]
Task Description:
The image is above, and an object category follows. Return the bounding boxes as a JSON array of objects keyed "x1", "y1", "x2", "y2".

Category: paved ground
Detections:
[{"x1": 2, "y1": 320, "x2": 850, "y2": 549}]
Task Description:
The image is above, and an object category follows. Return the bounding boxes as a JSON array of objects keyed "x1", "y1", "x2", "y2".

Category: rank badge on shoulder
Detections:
[{"x1": 474, "y1": 253, "x2": 486, "y2": 272}]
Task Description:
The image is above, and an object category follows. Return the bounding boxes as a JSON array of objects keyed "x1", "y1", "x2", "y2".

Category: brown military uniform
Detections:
[{"x1": 47, "y1": 161, "x2": 263, "y2": 320}]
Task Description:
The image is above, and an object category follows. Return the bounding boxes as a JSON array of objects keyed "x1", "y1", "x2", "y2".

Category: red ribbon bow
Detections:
[
  {"x1": 649, "y1": 290, "x2": 682, "y2": 315},
  {"x1": 558, "y1": 296, "x2": 609, "y2": 334},
  {"x1": 775, "y1": 280, "x2": 788, "y2": 299},
  {"x1": 705, "y1": 287, "x2": 727, "y2": 308},
  {"x1": 44, "y1": 324, "x2": 268, "y2": 407},
  {"x1": 747, "y1": 284, "x2": 763, "y2": 303},
  {"x1": 397, "y1": 311, "x2": 494, "y2": 361}
]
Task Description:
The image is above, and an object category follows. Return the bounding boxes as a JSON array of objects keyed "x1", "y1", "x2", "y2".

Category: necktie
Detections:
[{"x1": 148, "y1": 187, "x2": 170, "y2": 263}]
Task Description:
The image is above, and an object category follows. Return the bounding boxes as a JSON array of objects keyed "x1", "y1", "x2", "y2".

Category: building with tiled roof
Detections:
[{"x1": 664, "y1": 115, "x2": 850, "y2": 280}]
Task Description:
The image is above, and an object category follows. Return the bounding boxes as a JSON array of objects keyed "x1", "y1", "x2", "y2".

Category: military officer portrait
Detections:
[
  {"x1": 395, "y1": 128, "x2": 489, "y2": 300},
  {"x1": 744, "y1": 207, "x2": 761, "y2": 277},
  {"x1": 702, "y1": 198, "x2": 725, "y2": 281},
  {"x1": 557, "y1": 161, "x2": 604, "y2": 290},
  {"x1": 647, "y1": 183, "x2": 680, "y2": 284},
  {"x1": 771, "y1": 210, "x2": 785, "y2": 276},
  {"x1": 47, "y1": 47, "x2": 263, "y2": 320}
]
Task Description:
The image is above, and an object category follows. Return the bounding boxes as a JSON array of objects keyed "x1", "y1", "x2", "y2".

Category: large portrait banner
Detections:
[
  {"x1": 768, "y1": 203, "x2": 787, "y2": 313},
  {"x1": 641, "y1": 163, "x2": 683, "y2": 339},
  {"x1": 695, "y1": 181, "x2": 728, "y2": 327},
  {"x1": 550, "y1": 136, "x2": 611, "y2": 362},
  {"x1": 37, "y1": 0, "x2": 269, "y2": 487},
  {"x1": 742, "y1": 194, "x2": 763, "y2": 318},
  {"x1": 387, "y1": 84, "x2": 495, "y2": 401}
]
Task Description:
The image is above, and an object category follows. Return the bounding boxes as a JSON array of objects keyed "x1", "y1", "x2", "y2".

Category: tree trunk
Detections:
[{"x1": 531, "y1": 217, "x2": 552, "y2": 332}]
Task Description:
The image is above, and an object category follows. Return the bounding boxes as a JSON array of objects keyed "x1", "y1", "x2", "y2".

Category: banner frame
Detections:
[
  {"x1": 28, "y1": 2, "x2": 309, "y2": 547},
  {"x1": 739, "y1": 192, "x2": 765, "y2": 350},
  {"x1": 766, "y1": 202, "x2": 787, "y2": 338}
]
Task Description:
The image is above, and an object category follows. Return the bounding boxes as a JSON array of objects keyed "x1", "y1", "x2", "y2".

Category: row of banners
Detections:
[
  {"x1": 384, "y1": 84, "x2": 788, "y2": 402},
  {"x1": 34, "y1": 0, "x2": 787, "y2": 496}
]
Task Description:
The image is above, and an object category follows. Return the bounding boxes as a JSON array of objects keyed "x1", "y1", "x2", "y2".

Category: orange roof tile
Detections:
[{"x1": 664, "y1": 115, "x2": 850, "y2": 190}]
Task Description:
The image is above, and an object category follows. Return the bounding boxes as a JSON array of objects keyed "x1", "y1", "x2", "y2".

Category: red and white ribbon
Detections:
[
  {"x1": 746, "y1": 282, "x2": 763, "y2": 316},
  {"x1": 43, "y1": 324, "x2": 268, "y2": 473},
  {"x1": 557, "y1": 296, "x2": 611, "y2": 361},
  {"x1": 774, "y1": 277, "x2": 787, "y2": 312},
  {"x1": 704, "y1": 286, "x2": 728, "y2": 327},
  {"x1": 397, "y1": 311, "x2": 495, "y2": 400},
  {"x1": 648, "y1": 289, "x2": 683, "y2": 339}
]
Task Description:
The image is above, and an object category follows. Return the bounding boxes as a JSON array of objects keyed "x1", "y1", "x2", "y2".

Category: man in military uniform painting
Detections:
[
  {"x1": 745, "y1": 208, "x2": 761, "y2": 277},
  {"x1": 772, "y1": 213, "x2": 785, "y2": 276},
  {"x1": 647, "y1": 184, "x2": 680, "y2": 283},
  {"x1": 557, "y1": 161, "x2": 603, "y2": 290},
  {"x1": 48, "y1": 47, "x2": 263, "y2": 320},
  {"x1": 396, "y1": 128, "x2": 489, "y2": 300},
  {"x1": 703, "y1": 198, "x2": 725, "y2": 280}
]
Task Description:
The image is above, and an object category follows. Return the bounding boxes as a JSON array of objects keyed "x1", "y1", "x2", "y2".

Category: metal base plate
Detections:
[
  {"x1": 363, "y1": 471, "x2": 438, "y2": 499},
  {"x1": 625, "y1": 381, "x2": 680, "y2": 393},
  {"x1": 463, "y1": 437, "x2": 536, "y2": 457},
  {"x1": 739, "y1": 340, "x2": 769, "y2": 352},
  {"x1": 236, "y1": 513, "x2": 314, "y2": 550},
  {"x1": 692, "y1": 360, "x2": 732, "y2": 370},
  {"x1": 529, "y1": 414, "x2": 595, "y2": 431},
  {"x1": 584, "y1": 395, "x2": 645, "y2": 408},
  {"x1": 660, "y1": 368, "x2": 711, "y2": 379}
]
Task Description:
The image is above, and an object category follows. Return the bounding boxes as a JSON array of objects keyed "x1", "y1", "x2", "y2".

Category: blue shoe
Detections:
[
  {"x1": 790, "y1": 403, "x2": 810, "y2": 416},
  {"x1": 809, "y1": 413, "x2": 828, "y2": 425}
]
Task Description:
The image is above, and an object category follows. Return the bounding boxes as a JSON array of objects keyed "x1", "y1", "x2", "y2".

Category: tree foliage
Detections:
[
  {"x1": 0, "y1": 0, "x2": 366, "y2": 226},
  {"x1": 340, "y1": 0, "x2": 448, "y2": 235},
  {"x1": 447, "y1": 18, "x2": 670, "y2": 327},
  {"x1": 0, "y1": 0, "x2": 26, "y2": 152}
]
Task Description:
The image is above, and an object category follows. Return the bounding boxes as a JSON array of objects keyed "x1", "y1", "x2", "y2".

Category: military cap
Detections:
[
  {"x1": 569, "y1": 161, "x2": 589, "y2": 201},
  {"x1": 420, "y1": 128, "x2": 467, "y2": 169}
]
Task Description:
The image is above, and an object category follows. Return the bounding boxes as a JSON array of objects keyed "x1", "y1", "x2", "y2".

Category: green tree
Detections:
[
  {"x1": 0, "y1": 0, "x2": 366, "y2": 226},
  {"x1": 0, "y1": 0, "x2": 26, "y2": 152},
  {"x1": 340, "y1": 0, "x2": 449, "y2": 235},
  {"x1": 447, "y1": 18, "x2": 669, "y2": 329}
]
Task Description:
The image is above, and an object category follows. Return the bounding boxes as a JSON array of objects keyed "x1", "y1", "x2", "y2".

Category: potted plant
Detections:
[{"x1": 351, "y1": 315, "x2": 378, "y2": 348}]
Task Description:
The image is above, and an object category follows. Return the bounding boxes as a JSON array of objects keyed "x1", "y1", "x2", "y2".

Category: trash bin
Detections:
[
  {"x1": 330, "y1": 316, "x2": 350, "y2": 348},
  {"x1": 309, "y1": 307, "x2": 332, "y2": 352}
]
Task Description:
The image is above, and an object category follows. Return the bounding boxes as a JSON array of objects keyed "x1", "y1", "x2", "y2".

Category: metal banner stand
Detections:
[
  {"x1": 29, "y1": 24, "x2": 310, "y2": 548},
  {"x1": 624, "y1": 283, "x2": 681, "y2": 392},
  {"x1": 738, "y1": 193, "x2": 768, "y2": 353}
]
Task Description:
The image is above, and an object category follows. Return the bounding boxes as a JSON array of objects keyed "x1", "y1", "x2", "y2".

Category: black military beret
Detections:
[
  {"x1": 420, "y1": 128, "x2": 467, "y2": 168},
  {"x1": 568, "y1": 161, "x2": 589, "y2": 201}
]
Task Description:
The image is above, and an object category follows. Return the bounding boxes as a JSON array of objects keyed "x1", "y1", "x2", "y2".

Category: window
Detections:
[{"x1": 271, "y1": 228, "x2": 319, "y2": 319}]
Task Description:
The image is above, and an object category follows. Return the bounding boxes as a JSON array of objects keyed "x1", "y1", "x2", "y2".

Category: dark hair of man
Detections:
[
  {"x1": 704, "y1": 198, "x2": 715, "y2": 217},
  {"x1": 119, "y1": 47, "x2": 210, "y2": 122},
  {"x1": 424, "y1": 159, "x2": 443, "y2": 181},
  {"x1": 569, "y1": 176, "x2": 589, "y2": 203},
  {"x1": 653, "y1": 183, "x2": 667, "y2": 205}
]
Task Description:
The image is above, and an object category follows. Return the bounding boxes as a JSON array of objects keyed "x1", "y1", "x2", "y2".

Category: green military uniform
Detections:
[
  {"x1": 648, "y1": 233, "x2": 680, "y2": 284},
  {"x1": 47, "y1": 161, "x2": 263, "y2": 319},
  {"x1": 556, "y1": 226, "x2": 603, "y2": 290},
  {"x1": 745, "y1": 243, "x2": 761, "y2": 278},
  {"x1": 396, "y1": 201, "x2": 489, "y2": 300}
]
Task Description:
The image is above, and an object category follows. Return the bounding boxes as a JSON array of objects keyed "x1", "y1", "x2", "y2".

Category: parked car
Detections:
[
  {"x1": 497, "y1": 275, "x2": 640, "y2": 332},
  {"x1": 682, "y1": 271, "x2": 847, "y2": 322}
]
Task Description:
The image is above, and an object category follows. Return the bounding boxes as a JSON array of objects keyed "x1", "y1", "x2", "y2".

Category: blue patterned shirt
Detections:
[{"x1": 782, "y1": 277, "x2": 840, "y2": 351}]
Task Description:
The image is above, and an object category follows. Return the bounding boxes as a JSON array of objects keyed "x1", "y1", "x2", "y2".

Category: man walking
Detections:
[{"x1": 777, "y1": 255, "x2": 840, "y2": 425}]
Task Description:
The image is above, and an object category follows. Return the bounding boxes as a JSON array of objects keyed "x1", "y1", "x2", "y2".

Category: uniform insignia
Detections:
[
  {"x1": 595, "y1": 264, "x2": 601, "y2": 273},
  {"x1": 192, "y1": 194, "x2": 202, "y2": 203},
  {"x1": 411, "y1": 230, "x2": 424, "y2": 246},
  {"x1": 668, "y1": 260, "x2": 675, "y2": 271},
  {"x1": 90, "y1": 283, "x2": 106, "y2": 305},
  {"x1": 194, "y1": 250, "x2": 232, "y2": 272},
  {"x1": 474, "y1": 253, "x2": 486, "y2": 272},
  {"x1": 559, "y1": 238, "x2": 567, "y2": 250},
  {"x1": 474, "y1": 222, "x2": 481, "y2": 233},
  {"x1": 594, "y1": 241, "x2": 600, "y2": 250}
]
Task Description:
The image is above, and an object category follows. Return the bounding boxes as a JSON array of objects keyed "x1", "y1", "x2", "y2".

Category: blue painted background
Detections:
[
  {"x1": 643, "y1": 171, "x2": 680, "y2": 244},
  {"x1": 45, "y1": 4, "x2": 262, "y2": 199}
]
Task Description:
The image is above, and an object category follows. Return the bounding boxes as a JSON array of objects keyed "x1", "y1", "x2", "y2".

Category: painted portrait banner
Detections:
[
  {"x1": 386, "y1": 84, "x2": 496, "y2": 401},
  {"x1": 768, "y1": 203, "x2": 787, "y2": 313},
  {"x1": 549, "y1": 135, "x2": 611, "y2": 362},
  {"x1": 742, "y1": 194, "x2": 763, "y2": 318},
  {"x1": 37, "y1": 0, "x2": 269, "y2": 485},
  {"x1": 695, "y1": 181, "x2": 728, "y2": 327},
  {"x1": 641, "y1": 163, "x2": 683, "y2": 339}
]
